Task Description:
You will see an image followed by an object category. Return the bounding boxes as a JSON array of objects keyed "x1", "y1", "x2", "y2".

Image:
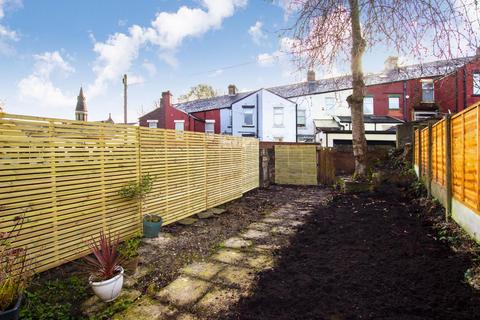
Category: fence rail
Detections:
[
  {"x1": 414, "y1": 101, "x2": 480, "y2": 221},
  {"x1": 0, "y1": 113, "x2": 259, "y2": 272}
]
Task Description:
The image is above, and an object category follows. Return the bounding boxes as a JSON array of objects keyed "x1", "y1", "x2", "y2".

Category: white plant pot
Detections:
[{"x1": 89, "y1": 267, "x2": 124, "y2": 302}]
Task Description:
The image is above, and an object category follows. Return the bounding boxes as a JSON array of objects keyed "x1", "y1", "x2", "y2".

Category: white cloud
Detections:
[
  {"x1": 256, "y1": 37, "x2": 297, "y2": 67},
  {"x1": 209, "y1": 68, "x2": 223, "y2": 77},
  {"x1": 18, "y1": 51, "x2": 75, "y2": 108},
  {"x1": 257, "y1": 52, "x2": 278, "y2": 67},
  {"x1": 142, "y1": 61, "x2": 157, "y2": 77},
  {"x1": 248, "y1": 21, "x2": 266, "y2": 45},
  {"x1": 0, "y1": 0, "x2": 21, "y2": 55},
  {"x1": 89, "y1": 0, "x2": 247, "y2": 97}
]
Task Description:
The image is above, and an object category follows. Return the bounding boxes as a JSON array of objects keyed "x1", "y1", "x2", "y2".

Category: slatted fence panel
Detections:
[
  {"x1": 274, "y1": 144, "x2": 317, "y2": 185},
  {"x1": 420, "y1": 127, "x2": 429, "y2": 176},
  {"x1": 432, "y1": 119, "x2": 446, "y2": 186},
  {"x1": 414, "y1": 130, "x2": 419, "y2": 166},
  {"x1": 0, "y1": 113, "x2": 259, "y2": 272}
]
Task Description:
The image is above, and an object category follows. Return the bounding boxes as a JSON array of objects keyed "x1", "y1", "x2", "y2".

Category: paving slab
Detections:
[
  {"x1": 241, "y1": 229, "x2": 269, "y2": 240},
  {"x1": 247, "y1": 222, "x2": 272, "y2": 232},
  {"x1": 181, "y1": 261, "x2": 224, "y2": 280},
  {"x1": 271, "y1": 225, "x2": 296, "y2": 235},
  {"x1": 195, "y1": 287, "x2": 241, "y2": 315},
  {"x1": 112, "y1": 297, "x2": 176, "y2": 320},
  {"x1": 197, "y1": 211, "x2": 214, "y2": 219},
  {"x1": 246, "y1": 254, "x2": 274, "y2": 270},
  {"x1": 261, "y1": 217, "x2": 284, "y2": 225},
  {"x1": 211, "y1": 249, "x2": 245, "y2": 264},
  {"x1": 156, "y1": 276, "x2": 211, "y2": 306},
  {"x1": 216, "y1": 266, "x2": 256, "y2": 289},
  {"x1": 178, "y1": 217, "x2": 198, "y2": 225},
  {"x1": 210, "y1": 208, "x2": 227, "y2": 215},
  {"x1": 222, "y1": 237, "x2": 252, "y2": 249},
  {"x1": 82, "y1": 289, "x2": 142, "y2": 317}
]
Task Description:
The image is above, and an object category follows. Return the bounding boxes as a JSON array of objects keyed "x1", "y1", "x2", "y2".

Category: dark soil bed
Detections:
[{"x1": 225, "y1": 190, "x2": 480, "y2": 320}]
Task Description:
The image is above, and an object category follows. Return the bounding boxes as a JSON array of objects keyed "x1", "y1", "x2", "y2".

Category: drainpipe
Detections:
[
  {"x1": 403, "y1": 80, "x2": 407, "y2": 121},
  {"x1": 463, "y1": 67, "x2": 467, "y2": 110},
  {"x1": 295, "y1": 103, "x2": 298, "y2": 142},
  {"x1": 455, "y1": 70, "x2": 459, "y2": 113},
  {"x1": 256, "y1": 93, "x2": 259, "y2": 139}
]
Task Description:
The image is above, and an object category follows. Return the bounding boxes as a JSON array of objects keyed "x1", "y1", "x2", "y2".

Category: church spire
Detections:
[{"x1": 75, "y1": 87, "x2": 88, "y2": 121}]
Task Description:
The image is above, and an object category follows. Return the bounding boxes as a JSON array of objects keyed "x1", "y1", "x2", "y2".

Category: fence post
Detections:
[
  {"x1": 418, "y1": 126, "x2": 423, "y2": 178},
  {"x1": 445, "y1": 114, "x2": 452, "y2": 222},
  {"x1": 427, "y1": 122, "x2": 433, "y2": 198},
  {"x1": 411, "y1": 124, "x2": 416, "y2": 166}
]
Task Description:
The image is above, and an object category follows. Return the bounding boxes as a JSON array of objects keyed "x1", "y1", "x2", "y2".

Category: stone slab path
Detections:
[{"x1": 113, "y1": 191, "x2": 328, "y2": 320}]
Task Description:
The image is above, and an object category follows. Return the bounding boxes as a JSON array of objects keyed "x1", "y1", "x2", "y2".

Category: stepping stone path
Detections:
[
  {"x1": 178, "y1": 217, "x2": 198, "y2": 225},
  {"x1": 112, "y1": 198, "x2": 318, "y2": 320}
]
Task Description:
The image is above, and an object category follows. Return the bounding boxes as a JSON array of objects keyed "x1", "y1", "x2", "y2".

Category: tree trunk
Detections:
[{"x1": 347, "y1": 0, "x2": 368, "y2": 177}]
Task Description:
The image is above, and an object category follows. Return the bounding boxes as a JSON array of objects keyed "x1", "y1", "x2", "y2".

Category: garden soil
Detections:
[{"x1": 224, "y1": 190, "x2": 480, "y2": 320}]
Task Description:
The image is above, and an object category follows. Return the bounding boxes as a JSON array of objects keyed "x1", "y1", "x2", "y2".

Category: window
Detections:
[
  {"x1": 363, "y1": 96, "x2": 374, "y2": 114},
  {"x1": 297, "y1": 109, "x2": 306, "y2": 127},
  {"x1": 421, "y1": 80, "x2": 434, "y2": 102},
  {"x1": 324, "y1": 97, "x2": 335, "y2": 112},
  {"x1": 147, "y1": 119, "x2": 158, "y2": 128},
  {"x1": 242, "y1": 106, "x2": 254, "y2": 126},
  {"x1": 174, "y1": 120, "x2": 184, "y2": 131},
  {"x1": 273, "y1": 107, "x2": 284, "y2": 127},
  {"x1": 205, "y1": 120, "x2": 215, "y2": 134},
  {"x1": 388, "y1": 95, "x2": 400, "y2": 110},
  {"x1": 473, "y1": 72, "x2": 480, "y2": 95}
]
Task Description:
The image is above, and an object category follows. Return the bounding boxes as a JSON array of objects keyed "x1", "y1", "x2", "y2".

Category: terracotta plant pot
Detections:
[
  {"x1": 124, "y1": 256, "x2": 139, "y2": 274},
  {"x1": 89, "y1": 267, "x2": 124, "y2": 302},
  {"x1": 0, "y1": 295, "x2": 22, "y2": 320}
]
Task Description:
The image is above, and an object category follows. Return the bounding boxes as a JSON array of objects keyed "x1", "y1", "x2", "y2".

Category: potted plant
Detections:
[
  {"x1": 118, "y1": 234, "x2": 141, "y2": 273},
  {"x1": 84, "y1": 231, "x2": 124, "y2": 302},
  {"x1": 1, "y1": 217, "x2": 32, "y2": 320},
  {"x1": 119, "y1": 174, "x2": 163, "y2": 238}
]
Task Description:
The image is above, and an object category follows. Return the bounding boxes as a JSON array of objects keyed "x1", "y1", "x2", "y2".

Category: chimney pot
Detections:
[
  {"x1": 307, "y1": 70, "x2": 315, "y2": 82},
  {"x1": 228, "y1": 84, "x2": 237, "y2": 96}
]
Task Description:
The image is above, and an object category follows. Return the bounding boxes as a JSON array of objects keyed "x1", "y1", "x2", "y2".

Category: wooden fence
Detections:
[
  {"x1": 414, "y1": 101, "x2": 480, "y2": 218},
  {"x1": 0, "y1": 113, "x2": 259, "y2": 272},
  {"x1": 274, "y1": 144, "x2": 318, "y2": 185}
]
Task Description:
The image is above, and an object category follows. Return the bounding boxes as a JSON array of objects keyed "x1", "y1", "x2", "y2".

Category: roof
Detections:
[
  {"x1": 268, "y1": 57, "x2": 473, "y2": 98},
  {"x1": 174, "y1": 90, "x2": 256, "y2": 113},
  {"x1": 313, "y1": 118, "x2": 342, "y2": 129},
  {"x1": 336, "y1": 115, "x2": 404, "y2": 124}
]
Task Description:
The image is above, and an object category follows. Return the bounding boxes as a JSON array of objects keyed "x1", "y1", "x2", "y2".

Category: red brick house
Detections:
[
  {"x1": 139, "y1": 91, "x2": 221, "y2": 134},
  {"x1": 434, "y1": 57, "x2": 480, "y2": 114}
]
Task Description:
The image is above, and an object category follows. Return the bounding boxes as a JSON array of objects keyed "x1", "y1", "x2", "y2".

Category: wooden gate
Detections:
[{"x1": 274, "y1": 144, "x2": 318, "y2": 185}]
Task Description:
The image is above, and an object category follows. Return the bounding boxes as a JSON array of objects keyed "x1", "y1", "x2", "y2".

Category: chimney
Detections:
[
  {"x1": 384, "y1": 56, "x2": 399, "y2": 72},
  {"x1": 307, "y1": 70, "x2": 315, "y2": 82},
  {"x1": 161, "y1": 91, "x2": 172, "y2": 109},
  {"x1": 228, "y1": 84, "x2": 237, "y2": 96}
]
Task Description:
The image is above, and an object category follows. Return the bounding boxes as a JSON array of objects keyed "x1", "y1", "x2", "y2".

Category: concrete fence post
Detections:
[
  {"x1": 427, "y1": 122, "x2": 433, "y2": 198},
  {"x1": 445, "y1": 114, "x2": 452, "y2": 221}
]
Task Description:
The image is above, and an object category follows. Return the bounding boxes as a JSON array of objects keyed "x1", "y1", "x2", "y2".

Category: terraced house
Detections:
[{"x1": 140, "y1": 56, "x2": 480, "y2": 146}]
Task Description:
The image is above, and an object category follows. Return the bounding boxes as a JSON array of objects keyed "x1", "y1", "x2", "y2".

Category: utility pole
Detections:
[{"x1": 122, "y1": 74, "x2": 127, "y2": 124}]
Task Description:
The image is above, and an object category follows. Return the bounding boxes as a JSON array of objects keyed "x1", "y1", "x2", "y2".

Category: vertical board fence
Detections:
[
  {"x1": 0, "y1": 113, "x2": 259, "y2": 272},
  {"x1": 274, "y1": 144, "x2": 318, "y2": 185},
  {"x1": 413, "y1": 101, "x2": 480, "y2": 241}
]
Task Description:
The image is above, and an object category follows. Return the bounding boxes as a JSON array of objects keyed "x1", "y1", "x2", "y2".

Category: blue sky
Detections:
[{"x1": 0, "y1": 0, "x2": 446, "y2": 122}]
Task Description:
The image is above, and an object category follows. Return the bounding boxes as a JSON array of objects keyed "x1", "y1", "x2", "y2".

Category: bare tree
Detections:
[
  {"x1": 286, "y1": 0, "x2": 479, "y2": 177},
  {"x1": 178, "y1": 84, "x2": 218, "y2": 103}
]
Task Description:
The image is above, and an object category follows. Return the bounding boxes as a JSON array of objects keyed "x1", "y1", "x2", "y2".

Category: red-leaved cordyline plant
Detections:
[
  {"x1": 0, "y1": 216, "x2": 33, "y2": 311},
  {"x1": 84, "y1": 230, "x2": 122, "y2": 281}
]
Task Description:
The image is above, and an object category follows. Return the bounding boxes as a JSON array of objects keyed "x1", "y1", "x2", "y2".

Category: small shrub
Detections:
[
  {"x1": 119, "y1": 174, "x2": 155, "y2": 201},
  {"x1": 143, "y1": 214, "x2": 162, "y2": 223},
  {"x1": 0, "y1": 216, "x2": 33, "y2": 311},
  {"x1": 118, "y1": 234, "x2": 141, "y2": 261}
]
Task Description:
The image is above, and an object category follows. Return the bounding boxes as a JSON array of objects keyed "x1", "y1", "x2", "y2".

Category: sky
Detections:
[{"x1": 0, "y1": 0, "x2": 475, "y2": 123}]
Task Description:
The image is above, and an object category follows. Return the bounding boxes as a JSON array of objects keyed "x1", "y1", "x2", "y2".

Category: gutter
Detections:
[
  {"x1": 256, "y1": 92, "x2": 259, "y2": 139},
  {"x1": 295, "y1": 103, "x2": 298, "y2": 142}
]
